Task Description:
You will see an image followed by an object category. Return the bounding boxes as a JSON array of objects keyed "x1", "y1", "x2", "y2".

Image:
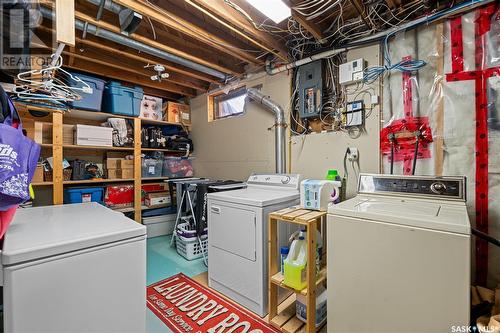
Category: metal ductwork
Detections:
[
  {"x1": 247, "y1": 88, "x2": 286, "y2": 174},
  {"x1": 87, "y1": 0, "x2": 142, "y2": 36},
  {"x1": 39, "y1": 6, "x2": 226, "y2": 80}
]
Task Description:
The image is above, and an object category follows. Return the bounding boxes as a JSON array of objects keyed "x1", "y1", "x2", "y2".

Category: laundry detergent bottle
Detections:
[{"x1": 283, "y1": 230, "x2": 307, "y2": 290}]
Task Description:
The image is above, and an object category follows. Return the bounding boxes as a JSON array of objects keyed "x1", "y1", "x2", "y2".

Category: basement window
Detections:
[{"x1": 208, "y1": 86, "x2": 247, "y2": 121}]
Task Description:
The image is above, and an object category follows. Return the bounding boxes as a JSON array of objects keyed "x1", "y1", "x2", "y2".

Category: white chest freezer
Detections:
[
  {"x1": 207, "y1": 173, "x2": 301, "y2": 317},
  {"x1": 327, "y1": 174, "x2": 470, "y2": 333},
  {"x1": 1, "y1": 203, "x2": 147, "y2": 333}
]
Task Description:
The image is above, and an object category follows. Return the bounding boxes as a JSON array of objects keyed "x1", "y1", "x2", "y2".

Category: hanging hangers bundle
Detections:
[{"x1": 13, "y1": 43, "x2": 93, "y2": 108}]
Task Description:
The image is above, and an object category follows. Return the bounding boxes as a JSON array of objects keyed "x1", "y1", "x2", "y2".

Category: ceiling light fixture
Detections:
[{"x1": 245, "y1": 0, "x2": 291, "y2": 24}]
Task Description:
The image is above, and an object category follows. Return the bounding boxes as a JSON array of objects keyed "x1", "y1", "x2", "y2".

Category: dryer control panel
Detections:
[
  {"x1": 247, "y1": 174, "x2": 301, "y2": 189},
  {"x1": 358, "y1": 174, "x2": 465, "y2": 201}
]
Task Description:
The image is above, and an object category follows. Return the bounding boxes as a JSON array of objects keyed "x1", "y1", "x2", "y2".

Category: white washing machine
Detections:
[
  {"x1": 2, "y1": 203, "x2": 146, "y2": 333},
  {"x1": 327, "y1": 174, "x2": 470, "y2": 333},
  {"x1": 207, "y1": 173, "x2": 301, "y2": 317}
]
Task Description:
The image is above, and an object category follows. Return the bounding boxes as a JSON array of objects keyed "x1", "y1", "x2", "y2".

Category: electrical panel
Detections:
[
  {"x1": 342, "y1": 100, "x2": 364, "y2": 127},
  {"x1": 298, "y1": 60, "x2": 323, "y2": 119},
  {"x1": 339, "y1": 58, "x2": 365, "y2": 85}
]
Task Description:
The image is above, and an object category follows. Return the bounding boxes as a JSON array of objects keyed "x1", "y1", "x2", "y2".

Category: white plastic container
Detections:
[
  {"x1": 296, "y1": 285, "x2": 327, "y2": 327},
  {"x1": 74, "y1": 124, "x2": 113, "y2": 147},
  {"x1": 142, "y1": 214, "x2": 176, "y2": 238}
]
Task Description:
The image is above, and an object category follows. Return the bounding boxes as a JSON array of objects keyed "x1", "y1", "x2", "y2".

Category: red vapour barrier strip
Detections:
[{"x1": 446, "y1": 2, "x2": 499, "y2": 285}]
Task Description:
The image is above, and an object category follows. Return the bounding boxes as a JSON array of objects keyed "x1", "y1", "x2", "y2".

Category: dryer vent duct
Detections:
[
  {"x1": 119, "y1": 8, "x2": 142, "y2": 36},
  {"x1": 247, "y1": 88, "x2": 286, "y2": 174}
]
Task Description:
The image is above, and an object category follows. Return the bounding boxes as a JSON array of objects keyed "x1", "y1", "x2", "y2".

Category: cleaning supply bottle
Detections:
[
  {"x1": 288, "y1": 228, "x2": 323, "y2": 276},
  {"x1": 283, "y1": 230, "x2": 308, "y2": 290}
]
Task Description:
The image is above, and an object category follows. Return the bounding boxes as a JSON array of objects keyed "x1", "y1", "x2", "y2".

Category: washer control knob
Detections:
[
  {"x1": 431, "y1": 182, "x2": 447, "y2": 194},
  {"x1": 281, "y1": 176, "x2": 290, "y2": 184}
]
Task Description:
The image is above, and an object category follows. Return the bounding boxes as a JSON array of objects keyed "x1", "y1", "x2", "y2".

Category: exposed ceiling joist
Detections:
[
  {"x1": 75, "y1": 37, "x2": 220, "y2": 85},
  {"x1": 37, "y1": 24, "x2": 213, "y2": 90},
  {"x1": 71, "y1": 9, "x2": 242, "y2": 76},
  {"x1": 183, "y1": 0, "x2": 289, "y2": 62},
  {"x1": 111, "y1": 0, "x2": 264, "y2": 66},
  {"x1": 64, "y1": 57, "x2": 183, "y2": 99},
  {"x1": 348, "y1": 0, "x2": 374, "y2": 30},
  {"x1": 63, "y1": 50, "x2": 198, "y2": 96},
  {"x1": 282, "y1": 1, "x2": 326, "y2": 43}
]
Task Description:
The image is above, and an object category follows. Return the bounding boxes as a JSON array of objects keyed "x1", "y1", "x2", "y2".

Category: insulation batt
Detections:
[{"x1": 382, "y1": 9, "x2": 499, "y2": 287}]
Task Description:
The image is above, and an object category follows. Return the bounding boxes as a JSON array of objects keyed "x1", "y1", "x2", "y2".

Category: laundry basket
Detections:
[{"x1": 175, "y1": 222, "x2": 207, "y2": 260}]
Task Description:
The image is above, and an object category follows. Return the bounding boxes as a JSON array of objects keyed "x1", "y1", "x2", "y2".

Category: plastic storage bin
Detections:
[
  {"x1": 64, "y1": 187, "x2": 104, "y2": 204},
  {"x1": 68, "y1": 72, "x2": 105, "y2": 111},
  {"x1": 162, "y1": 157, "x2": 194, "y2": 178},
  {"x1": 102, "y1": 81, "x2": 144, "y2": 117},
  {"x1": 141, "y1": 158, "x2": 162, "y2": 178}
]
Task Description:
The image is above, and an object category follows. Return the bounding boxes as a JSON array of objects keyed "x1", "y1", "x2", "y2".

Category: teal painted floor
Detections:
[{"x1": 146, "y1": 235, "x2": 207, "y2": 333}]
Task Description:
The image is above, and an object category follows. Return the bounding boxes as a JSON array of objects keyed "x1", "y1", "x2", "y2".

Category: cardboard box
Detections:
[
  {"x1": 141, "y1": 182, "x2": 168, "y2": 193},
  {"x1": 32, "y1": 164, "x2": 44, "y2": 183},
  {"x1": 107, "y1": 168, "x2": 120, "y2": 179},
  {"x1": 74, "y1": 124, "x2": 113, "y2": 147},
  {"x1": 106, "y1": 158, "x2": 122, "y2": 169},
  {"x1": 107, "y1": 168, "x2": 134, "y2": 179},
  {"x1": 63, "y1": 124, "x2": 74, "y2": 145},
  {"x1": 144, "y1": 192, "x2": 171, "y2": 207},
  {"x1": 34, "y1": 122, "x2": 52, "y2": 144},
  {"x1": 166, "y1": 102, "x2": 191, "y2": 125},
  {"x1": 119, "y1": 168, "x2": 134, "y2": 179},
  {"x1": 119, "y1": 159, "x2": 134, "y2": 169},
  {"x1": 140, "y1": 95, "x2": 163, "y2": 120}
]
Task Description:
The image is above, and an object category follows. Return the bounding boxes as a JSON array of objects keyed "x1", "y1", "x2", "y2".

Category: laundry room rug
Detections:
[{"x1": 147, "y1": 273, "x2": 281, "y2": 333}]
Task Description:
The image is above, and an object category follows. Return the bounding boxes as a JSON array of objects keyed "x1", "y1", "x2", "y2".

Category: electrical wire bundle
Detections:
[{"x1": 363, "y1": 33, "x2": 427, "y2": 84}]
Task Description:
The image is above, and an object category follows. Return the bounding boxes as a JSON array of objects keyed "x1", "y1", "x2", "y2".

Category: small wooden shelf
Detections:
[
  {"x1": 141, "y1": 147, "x2": 187, "y2": 153},
  {"x1": 142, "y1": 177, "x2": 169, "y2": 181},
  {"x1": 269, "y1": 207, "x2": 327, "y2": 333},
  {"x1": 63, "y1": 144, "x2": 134, "y2": 151},
  {"x1": 140, "y1": 118, "x2": 184, "y2": 127},
  {"x1": 32, "y1": 182, "x2": 53, "y2": 186},
  {"x1": 111, "y1": 206, "x2": 135, "y2": 213},
  {"x1": 40, "y1": 143, "x2": 53, "y2": 148},
  {"x1": 64, "y1": 109, "x2": 135, "y2": 122},
  {"x1": 63, "y1": 178, "x2": 135, "y2": 185},
  {"x1": 270, "y1": 268, "x2": 327, "y2": 296}
]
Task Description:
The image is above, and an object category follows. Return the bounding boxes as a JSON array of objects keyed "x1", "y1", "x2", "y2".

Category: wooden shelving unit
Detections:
[
  {"x1": 19, "y1": 103, "x2": 188, "y2": 223},
  {"x1": 268, "y1": 207, "x2": 327, "y2": 333}
]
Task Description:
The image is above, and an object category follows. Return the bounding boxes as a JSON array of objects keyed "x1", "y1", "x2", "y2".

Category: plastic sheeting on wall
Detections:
[{"x1": 381, "y1": 5, "x2": 499, "y2": 287}]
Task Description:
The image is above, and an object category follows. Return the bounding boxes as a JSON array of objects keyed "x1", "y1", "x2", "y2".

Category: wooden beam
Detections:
[
  {"x1": 348, "y1": 0, "x2": 373, "y2": 30},
  {"x1": 183, "y1": 0, "x2": 289, "y2": 61},
  {"x1": 35, "y1": 26, "x2": 204, "y2": 94},
  {"x1": 72, "y1": 10, "x2": 242, "y2": 76},
  {"x1": 63, "y1": 50, "x2": 197, "y2": 96},
  {"x1": 42, "y1": 3, "x2": 240, "y2": 76},
  {"x1": 112, "y1": 0, "x2": 264, "y2": 66},
  {"x1": 55, "y1": 0, "x2": 75, "y2": 45},
  {"x1": 282, "y1": 1, "x2": 325, "y2": 43},
  {"x1": 73, "y1": 33, "x2": 220, "y2": 85},
  {"x1": 63, "y1": 57, "x2": 183, "y2": 100}
]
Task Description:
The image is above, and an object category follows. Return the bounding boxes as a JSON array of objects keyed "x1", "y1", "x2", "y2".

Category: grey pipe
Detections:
[
  {"x1": 247, "y1": 88, "x2": 286, "y2": 174},
  {"x1": 86, "y1": 0, "x2": 123, "y2": 14},
  {"x1": 39, "y1": 7, "x2": 226, "y2": 80}
]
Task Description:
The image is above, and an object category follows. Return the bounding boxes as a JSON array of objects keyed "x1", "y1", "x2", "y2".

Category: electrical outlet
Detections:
[
  {"x1": 371, "y1": 95, "x2": 379, "y2": 105},
  {"x1": 348, "y1": 147, "x2": 359, "y2": 161}
]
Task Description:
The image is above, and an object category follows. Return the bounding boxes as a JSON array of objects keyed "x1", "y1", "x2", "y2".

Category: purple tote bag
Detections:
[{"x1": 0, "y1": 98, "x2": 41, "y2": 210}]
